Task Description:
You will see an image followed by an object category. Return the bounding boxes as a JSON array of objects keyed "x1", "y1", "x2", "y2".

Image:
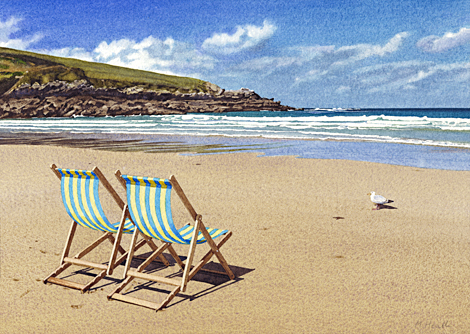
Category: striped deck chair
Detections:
[
  {"x1": 108, "y1": 171, "x2": 234, "y2": 311},
  {"x1": 44, "y1": 164, "x2": 168, "y2": 293}
]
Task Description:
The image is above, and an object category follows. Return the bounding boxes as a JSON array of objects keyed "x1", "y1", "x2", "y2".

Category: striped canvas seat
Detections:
[
  {"x1": 58, "y1": 168, "x2": 135, "y2": 234},
  {"x1": 122, "y1": 175, "x2": 228, "y2": 244}
]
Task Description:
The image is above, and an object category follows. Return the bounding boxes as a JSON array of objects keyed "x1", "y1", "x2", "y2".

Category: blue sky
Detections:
[{"x1": 1, "y1": 0, "x2": 469, "y2": 108}]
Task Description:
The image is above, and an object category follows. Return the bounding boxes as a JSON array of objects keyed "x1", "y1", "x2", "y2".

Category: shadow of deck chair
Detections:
[
  {"x1": 44, "y1": 164, "x2": 169, "y2": 293},
  {"x1": 107, "y1": 171, "x2": 235, "y2": 311}
]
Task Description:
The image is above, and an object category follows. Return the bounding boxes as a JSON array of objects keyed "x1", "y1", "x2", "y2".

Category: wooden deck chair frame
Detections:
[
  {"x1": 107, "y1": 171, "x2": 235, "y2": 311},
  {"x1": 44, "y1": 164, "x2": 168, "y2": 293}
]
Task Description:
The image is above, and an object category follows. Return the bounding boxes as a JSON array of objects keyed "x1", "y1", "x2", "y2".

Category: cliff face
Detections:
[{"x1": 0, "y1": 80, "x2": 295, "y2": 118}]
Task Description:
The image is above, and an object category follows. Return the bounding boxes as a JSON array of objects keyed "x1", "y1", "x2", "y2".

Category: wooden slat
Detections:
[
  {"x1": 50, "y1": 164, "x2": 62, "y2": 180},
  {"x1": 128, "y1": 270, "x2": 181, "y2": 286},
  {"x1": 181, "y1": 217, "x2": 201, "y2": 291},
  {"x1": 74, "y1": 232, "x2": 111, "y2": 259},
  {"x1": 108, "y1": 276, "x2": 134, "y2": 297},
  {"x1": 60, "y1": 220, "x2": 78, "y2": 265},
  {"x1": 123, "y1": 228, "x2": 140, "y2": 278},
  {"x1": 107, "y1": 234, "x2": 126, "y2": 255},
  {"x1": 43, "y1": 262, "x2": 73, "y2": 283},
  {"x1": 114, "y1": 170, "x2": 127, "y2": 190},
  {"x1": 159, "y1": 286, "x2": 181, "y2": 310},
  {"x1": 64, "y1": 257, "x2": 108, "y2": 270},
  {"x1": 46, "y1": 277, "x2": 85, "y2": 291},
  {"x1": 141, "y1": 234, "x2": 170, "y2": 266},
  {"x1": 83, "y1": 270, "x2": 107, "y2": 292},
  {"x1": 198, "y1": 223, "x2": 235, "y2": 280},
  {"x1": 107, "y1": 208, "x2": 128, "y2": 275},
  {"x1": 109, "y1": 293, "x2": 160, "y2": 310},
  {"x1": 135, "y1": 242, "x2": 169, "y2": 272},
  {"x1": 169, "y1": 175, "x2": 197, "y2": 220},
  {"x1": 115, "y1": 237, "x2": 148, "y2": 266},
  {"x1": 167, "y1": 244, "x2": 185, "y2": 269},
  {"x1": 189, "y1": 232, "x2": 234, "y2": 281}
]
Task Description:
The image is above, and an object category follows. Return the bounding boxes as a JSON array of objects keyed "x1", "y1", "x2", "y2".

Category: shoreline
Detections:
[
  {"x1": 1, "y1": 144, "x2": 470, "y2": 333},
  {"x1": 1, "y1": 131, "x2": 470, "y2": 171}
]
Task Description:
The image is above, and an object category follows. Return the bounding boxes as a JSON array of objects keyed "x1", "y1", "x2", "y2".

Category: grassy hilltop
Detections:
[{"x1": 0, "y1": 47, "x2": 219, "y2": 95}]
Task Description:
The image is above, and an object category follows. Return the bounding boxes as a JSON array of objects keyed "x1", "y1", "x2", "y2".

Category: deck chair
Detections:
[
  {"x1": 44, "y1": 164, "x2": 168, "y2": 293},
  {"x1": 107, "y1": 171, "x2": 235, "y2": 311}
]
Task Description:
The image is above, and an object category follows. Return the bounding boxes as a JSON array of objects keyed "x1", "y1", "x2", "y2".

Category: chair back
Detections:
[
  {"x1": 58, "y1": 168, "x2": 117, "y2": 232},
  {"x1": 122, "y1": 174, "x2": 229, "y2": 245},
  {"x1": 122, "y1": 175, "x2": 193, "y2": 244}
]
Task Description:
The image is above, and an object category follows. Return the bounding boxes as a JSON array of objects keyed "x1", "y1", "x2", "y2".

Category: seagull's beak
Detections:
[{"x1": 367, "y1": 192, "x2": 371, "y2": 196}]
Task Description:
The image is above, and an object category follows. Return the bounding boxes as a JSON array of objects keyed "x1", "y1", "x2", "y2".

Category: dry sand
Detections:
[{"x1": 1, "y1": 144, "x2": 470, "y2": 333}]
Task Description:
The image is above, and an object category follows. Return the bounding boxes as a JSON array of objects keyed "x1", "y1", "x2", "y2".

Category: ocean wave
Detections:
[{"x1": 1, "y1": 112, "x2": 469, "y2": 149}]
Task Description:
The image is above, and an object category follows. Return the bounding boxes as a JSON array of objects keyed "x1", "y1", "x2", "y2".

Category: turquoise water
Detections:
[{"x1": 1, "y1": 108, "x2": 469, "y2": 170}]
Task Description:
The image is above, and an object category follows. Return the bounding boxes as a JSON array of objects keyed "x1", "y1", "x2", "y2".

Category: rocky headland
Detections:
[
  {"x1": 0, "y1": 80, "x2": 295, "y2": 119},
  {"x1": 0, "y1": 47, "x2": 297, "y2": 119}
]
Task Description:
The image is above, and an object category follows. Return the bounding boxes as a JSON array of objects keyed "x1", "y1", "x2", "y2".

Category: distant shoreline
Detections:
[{"x1": 2, "y1": 131, "x2": 470, "y2": 171}]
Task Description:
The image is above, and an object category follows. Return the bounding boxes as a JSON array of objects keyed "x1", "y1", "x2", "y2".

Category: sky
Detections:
[{"x1": 0, "y1": 0, "x2": 469, "y2": 108}]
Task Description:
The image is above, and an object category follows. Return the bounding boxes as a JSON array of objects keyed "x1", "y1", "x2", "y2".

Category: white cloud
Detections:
[
  {"x1": 332, "y1": 32, "x2": 409, "y2": 66},
  {"x1": 336, "y1": 85, "x2": 351, "y2": 93},
  {"x1": 202, "y1": 20, "x2": 277, "y2": 54},
  {"x1": 83, "y1": 35, "x2": 216, "y2": 78},
  {"x1": 0, "y1": 14, "x2": 218, "y2": 78},
  {"x1": 417, "y1": 27, "x2": 470, "y2": 53},
  {"x1": 291, "y1": 45, "x2": 335, "y2": 59},
  {"x1": 353, "y1": 60, "x2": 470, "y2": 93},
  {"x1": 0, "y1": 16, "x2": 42, "y2": 49},
  {"x1": 47, "y1": 47, "x2": 95, "y2": 62},
  {"x1": 94, "y1": 39, "x2": 134, "y2": 60},
  {"x1": 278, "y1": 33, "x2": 410, "y2": 85},
  {"x1": 0, "y1": 17, "x2": 21, "y2": 39},
  {"x1": 232, "y1": 56, "x2": 300, "y2": 73},
  {"x1": 407, "y1": 69, "x2": 434, "y2": 84}
]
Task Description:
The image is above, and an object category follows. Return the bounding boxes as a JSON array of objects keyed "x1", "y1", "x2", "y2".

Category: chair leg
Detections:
[
  {"x1": 82, "y1": 269, "x2": 108, "y2": 292},
  {"x1": 181, "y1": 217, "x2": 201, "y2": 292},
  {"x1": 44, "y1": 220, "x2": 77, "y2": 283},
  {"x1": 107, "y1": 208, "x2": 129, "y2": 275},
  {"x1": 123, "y1": 228, "x2": 140, "y2": 278},
  {"x1": 43, "y1": 261, "x2": 73, "y2": 284},
  {"x1": 60, "y1": 220, "x2": 78, "y2": 265},
  {"x1": 188, "y1": 231, "x2": 234, "y2": 282},
  {"x1": 113, "y1": 237, "x2": 149, "y2": 271},
  {"x1": 199, "y1": 225, "x2": 235, "y2": 280},
  {"x1": 44, "y1": 229, "x2": 115, "y2": 292},
  {"x1": 140, "y1": 234, "x2": 170, "y2": 266},
  {"x1": 158, "y1": 286, "x2": 181, "y2": 311},
  {"x1": 166, "y1": 244, "x2": 185, "y2": 270}
]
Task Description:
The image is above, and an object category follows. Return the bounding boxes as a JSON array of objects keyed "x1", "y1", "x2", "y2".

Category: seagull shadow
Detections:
[{"x1": 374, "y1": 200, "x2": 397, "y2": 210}]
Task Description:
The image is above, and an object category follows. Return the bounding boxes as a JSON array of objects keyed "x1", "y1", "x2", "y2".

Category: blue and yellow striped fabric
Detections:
[
  {"x1": 122, "y1": 175, "x2": 228, "y2": 244},
  {"x1": 58, "y1": 169, "x2": 134, "y2": 234}
]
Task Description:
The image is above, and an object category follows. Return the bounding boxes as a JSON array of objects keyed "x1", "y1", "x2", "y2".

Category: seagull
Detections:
[{"x1": 368, "y1": 191, "x2": 389, "y2": 210}]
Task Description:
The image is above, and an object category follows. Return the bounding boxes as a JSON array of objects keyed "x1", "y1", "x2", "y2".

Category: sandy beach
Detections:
[{"x1": 1, "y1": 143, "x2": 470, "y2": 333}]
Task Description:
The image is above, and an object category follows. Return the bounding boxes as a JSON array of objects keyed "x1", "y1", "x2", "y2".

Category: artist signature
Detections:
[{"x1": 415, "y1": 320, "x2": 451, "y2": 330}]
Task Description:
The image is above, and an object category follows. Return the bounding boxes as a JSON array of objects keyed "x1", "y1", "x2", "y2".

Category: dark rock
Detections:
[{"x1": 0, "y1": 80, "x2": 300, "y2": 119}]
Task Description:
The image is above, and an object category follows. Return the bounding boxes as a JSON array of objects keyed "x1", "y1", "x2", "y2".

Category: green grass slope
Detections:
[{"x1": 0, "y1": 47, "x2": 219, "y2": 95}]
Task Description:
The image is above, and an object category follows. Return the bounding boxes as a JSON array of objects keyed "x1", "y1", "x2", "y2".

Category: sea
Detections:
[{"x1": 1, "y1": 108, "x2": 470, "y2": 171}]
